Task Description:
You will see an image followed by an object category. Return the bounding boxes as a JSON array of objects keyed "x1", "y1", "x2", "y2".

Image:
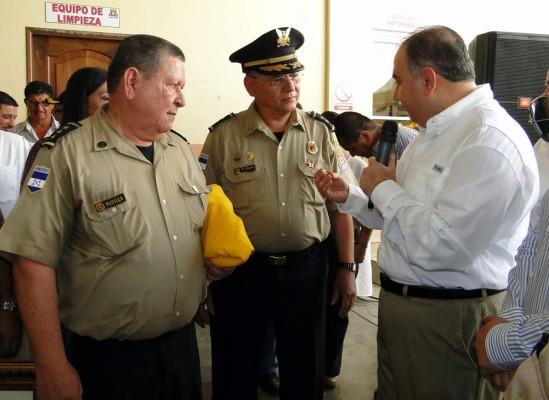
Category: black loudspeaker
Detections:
[{"x1": 469, "y1": 31, "x2": 549, "y2": 144}]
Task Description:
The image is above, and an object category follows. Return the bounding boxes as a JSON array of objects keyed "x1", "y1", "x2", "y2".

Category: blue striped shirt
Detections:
[
  {"x1": 372, "y1": 125, "x2": 418, "y2": 160},
  {"x1": 486, "y1": 189, "x2": 549, "y2": 369}
]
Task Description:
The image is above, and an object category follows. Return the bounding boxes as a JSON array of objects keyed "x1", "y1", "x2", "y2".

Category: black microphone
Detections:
[{"x1": 368, "y1": 120, "x2": 398, "y2": 209}]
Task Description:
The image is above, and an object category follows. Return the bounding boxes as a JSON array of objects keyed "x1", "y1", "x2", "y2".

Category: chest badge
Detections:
[
  {"x1": 246, "y1": 151, "x2": 255, "y2": 161},
  {"x1": 307, "y1": 141, "x2": 318, "y2": 155}
]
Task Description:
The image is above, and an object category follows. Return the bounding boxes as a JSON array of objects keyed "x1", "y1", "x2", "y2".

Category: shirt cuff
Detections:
[{"x1": 485, "y1": 323, "x2": 521, "y2": 370}]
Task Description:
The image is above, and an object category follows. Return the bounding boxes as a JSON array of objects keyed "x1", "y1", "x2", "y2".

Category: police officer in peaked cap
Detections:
[{"x1": 201, "y1": 27, "x2": 357, "y2": 400}]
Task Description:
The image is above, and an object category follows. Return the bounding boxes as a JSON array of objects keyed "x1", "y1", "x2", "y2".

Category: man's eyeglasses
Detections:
[
  {"x1": 529, "y1": 94, "x2": 549, "y2": 141},
  {"x1": 255, "y1": 73, "x2": 303, "y2": 89},
  {"x1": 25, "y1": 99, "x2": 57, "y2": 108}
]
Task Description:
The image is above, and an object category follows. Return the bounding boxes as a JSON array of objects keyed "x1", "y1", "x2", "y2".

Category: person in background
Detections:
[
  {"x1": 200, "y1": 27, "x2": 357, "y2": 400},
  {"x1": 333, "y1": 111, "x2": 417, "y2": 159},
  {"x1": 0, "y1": 34, "x2": 208, "y2": 400},
  {"x1": 314, "y1": 25, "x2": 539, "y2": 400},
  {"x1": 318, "y1": 109, "x2": 360, "y2": 390},
  {"x1": 0, "y1": 91, "x2": 19, "y2": 132},
  {"x1": 21, "y1": 67, "x2": 109, "y2": 186},
  {"x1": 0, "y1": 129, "x2": 32, "y2": 359},
  {"x1": 61, "y1": 67, "x2": 108, "y2": 125},
  {"x1": 13, "y1": 81, "x2": 59, "y2": 143},
  {"x1": 321, "y1": 111, "x2": 417, "y2": 389},
  {"x1": 474, "y1": 71, "x2": 549, "y2": 393},
  {"x1": 332, "y1": 111, "x2": 418, "y2": 294}
]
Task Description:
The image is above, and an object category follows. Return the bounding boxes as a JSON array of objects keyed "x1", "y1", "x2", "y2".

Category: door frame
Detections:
[{"x1": 25, "y1": 26, "x2": 127, "y2": 83}]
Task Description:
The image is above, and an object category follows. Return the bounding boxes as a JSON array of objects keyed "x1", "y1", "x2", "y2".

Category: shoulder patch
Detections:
[
  {"x1": 308, "y1": 111, "x2": 334, "y2": 132},
  {"x1": 208, "y1": 113, "x2": 236, "y2": 132},
  {"x1": 170, "y1": 129, "x2": 189, "y2": 143},
  {"x1": 42, "y1": 122, "x2": 83, "y2": 149}
]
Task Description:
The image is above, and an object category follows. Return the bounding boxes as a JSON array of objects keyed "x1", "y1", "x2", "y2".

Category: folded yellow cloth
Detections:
[{"x1": 202, "y1": 184, "x2": 254, "y2": 267}]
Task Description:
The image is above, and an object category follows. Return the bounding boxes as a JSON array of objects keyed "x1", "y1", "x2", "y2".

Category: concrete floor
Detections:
[{"x1": 196, "y1": 285, "x2": 380, "y2": 400}]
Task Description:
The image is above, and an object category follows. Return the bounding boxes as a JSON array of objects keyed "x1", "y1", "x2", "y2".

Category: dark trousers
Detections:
[
  {"x1": 64, "y1": 324, "x2": 202, "y2": 400},
  {"x1": 324, "y1": 235, "x2": 350, "y2": 378},
  {"x1": 209, "y1": 242, "x2": 328, "y2": 400}
]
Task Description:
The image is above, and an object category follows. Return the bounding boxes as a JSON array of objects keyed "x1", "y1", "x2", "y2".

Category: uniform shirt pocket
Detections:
[
  {"x1": 82, "y1": 190, "x2": 147, "y2": 256},
  {"x1": 224, "y1": 165, "x2": 264, "y2": 209},
  {"x1": 297, "y1": 163, "x2": 324, "y2": 206},
  {"x1": 178, "y1": 182, "x2": 209, "y2": 231}
]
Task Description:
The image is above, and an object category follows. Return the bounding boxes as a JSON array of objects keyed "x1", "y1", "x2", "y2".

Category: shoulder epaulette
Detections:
[
  {"x1": 308, "y1": 111, "x2": 334, "y2": 132},
  {"x1": 42, "y1": 122, "x2": 83, "y2": 149},
  {"x1": 170, "y1": 129, "x2": 189, "y2": 143},
  {"x1": 208, "y1": 113, "x2": 236, "y2": 132}
]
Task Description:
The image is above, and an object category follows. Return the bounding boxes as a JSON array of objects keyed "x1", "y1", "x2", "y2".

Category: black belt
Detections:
[
  {"x1": 380, "y1": 273, "x2": 505, "y2": 300},
  {"x1": 256, "y1": 242, "x2": 320, "y2": 266}
]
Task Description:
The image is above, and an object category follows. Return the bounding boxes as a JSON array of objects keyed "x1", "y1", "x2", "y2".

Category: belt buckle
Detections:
[{"x1": 268, "y1": 255, "x2": 287, "y2": 266}]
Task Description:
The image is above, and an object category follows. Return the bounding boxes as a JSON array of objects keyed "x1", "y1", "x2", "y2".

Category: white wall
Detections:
[
  {"x1": 0, "y1": 0, "x2": 328, "y2": 145},
  {"x1": 2, "y1": 1, "x2": 547, "y2": 144},
  {"x1": 329, "y1": 0, "x2": 549, "y2": 117}
]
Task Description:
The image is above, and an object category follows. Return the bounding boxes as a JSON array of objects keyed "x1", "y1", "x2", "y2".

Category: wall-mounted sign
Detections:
[
  {"x1": 333, "y1": 82, "x2": 353, "y2": 111},
  {"x1": 45, "y1": 3, "x2": 120, "y2": 28}
]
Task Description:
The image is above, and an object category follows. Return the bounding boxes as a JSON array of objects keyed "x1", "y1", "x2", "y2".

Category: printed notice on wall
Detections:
[{"x1": 45, "y1": 3, "x2": 120, "y2": 28}]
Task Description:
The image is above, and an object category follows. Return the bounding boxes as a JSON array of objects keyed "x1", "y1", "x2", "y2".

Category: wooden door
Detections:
[{"x1": 26, "y1": 27, "x2": 128, "y2": 96}]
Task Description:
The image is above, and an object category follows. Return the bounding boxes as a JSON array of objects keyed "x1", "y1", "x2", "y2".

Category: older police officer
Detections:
[{"x1": 0, "y1": 35, "x2": 208, "y2": 400}]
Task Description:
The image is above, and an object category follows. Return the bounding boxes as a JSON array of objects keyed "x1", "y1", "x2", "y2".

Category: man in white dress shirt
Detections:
[
  {"x1": 314, "y1": 25, "x2": 539, "y2": 400},
  {"x1": 0, "y1": 130, "x2": 32, "y2": 358}
]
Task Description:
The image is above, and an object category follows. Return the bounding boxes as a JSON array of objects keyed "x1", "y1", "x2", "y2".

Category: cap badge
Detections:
[
  {"x1": 307, "y1": 141, "x2": 318, "y2": 155},
  {"x1": 276, "y1": 27, "x2": 291, "y2": 48}
]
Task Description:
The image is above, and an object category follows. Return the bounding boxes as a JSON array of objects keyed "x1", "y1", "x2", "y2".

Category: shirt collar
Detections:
[
  {"x1": 425, "y1": 84, "x2": 493, "y2": 137},
  {"x1": 244, "y1": 102, "x2": 304, "y2": 137}
]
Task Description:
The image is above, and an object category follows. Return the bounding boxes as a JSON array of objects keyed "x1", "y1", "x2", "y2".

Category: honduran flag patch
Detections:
[
  {"x1": 27, "y1": 165, "x2": 50, "y2": 193},
  {"x1": 198, "y1": 153, "x2": 209, "y2": 171}
]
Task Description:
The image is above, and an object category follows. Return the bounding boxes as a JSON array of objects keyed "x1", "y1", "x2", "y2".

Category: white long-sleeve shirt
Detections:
[
  {"x1": 339, "y1": 84, "x2": 539, "y2": 290},
  {"x1": 0, "y1": 130, "x2": 32, "y2": 218}
]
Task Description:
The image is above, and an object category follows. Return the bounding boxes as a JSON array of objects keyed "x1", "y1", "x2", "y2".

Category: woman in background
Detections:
[{"x1": 61, "y1": 66, "x2": 108, "y2": 125}]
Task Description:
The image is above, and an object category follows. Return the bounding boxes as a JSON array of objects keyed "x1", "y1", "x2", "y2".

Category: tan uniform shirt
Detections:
[
  {"x1": 201, "y1": 103, "x2": 354, "y2": 253},
  {"x1": 0, "y1": 110, "x2": 208, "y2": 340}
]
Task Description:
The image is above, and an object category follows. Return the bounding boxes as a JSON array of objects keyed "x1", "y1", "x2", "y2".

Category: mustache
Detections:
[{"x1": 280, "y1": 92, "x2": 297, "y2": 100}]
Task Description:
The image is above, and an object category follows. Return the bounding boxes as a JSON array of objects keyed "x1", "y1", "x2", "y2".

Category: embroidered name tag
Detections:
[
  {"x1": 27, "y1": 166, "x2": 50, "y2": 193},
  {"x1": 234, "y1": 165, "x2": 256, "y2": 175},
  {"x1": 94, "y1": 193, "x2": 126, "y2": 213}
]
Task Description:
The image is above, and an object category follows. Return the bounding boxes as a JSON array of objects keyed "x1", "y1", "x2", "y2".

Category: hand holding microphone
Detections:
[{"x1": 367, "y1": 120, "x2": 398, "y2": 209}]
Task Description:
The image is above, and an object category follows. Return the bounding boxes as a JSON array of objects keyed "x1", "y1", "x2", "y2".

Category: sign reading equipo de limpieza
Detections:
[{"x1": 45, "y1": 3, "x2": 120, "y2": 28}]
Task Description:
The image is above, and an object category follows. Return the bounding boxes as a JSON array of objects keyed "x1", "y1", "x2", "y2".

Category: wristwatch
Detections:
[
  {"x1": 338, "y1": 262, "x2": 356, "y2": 273},
  {"x1": 0, "y1": 301, "x2": 17, "y2": 312}
]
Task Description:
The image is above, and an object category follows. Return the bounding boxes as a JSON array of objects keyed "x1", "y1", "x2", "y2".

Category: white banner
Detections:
[{"x1": 45, "y1": 3, "x2": 120, "y2": 28}]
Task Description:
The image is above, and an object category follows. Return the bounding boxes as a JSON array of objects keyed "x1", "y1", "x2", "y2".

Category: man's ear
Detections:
[
  {"x1": 123, "y1": 67, "x2": 140, "y2": 99},
  {"x1": 358, "y1": 130, "x2": 371, "y2": 144},
  {"x1": 421, "y1": 67, "x2": 437, "y2": 95},
  {"x1": 244, "y1": 75, "x2": 255, "y2": 97}
]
